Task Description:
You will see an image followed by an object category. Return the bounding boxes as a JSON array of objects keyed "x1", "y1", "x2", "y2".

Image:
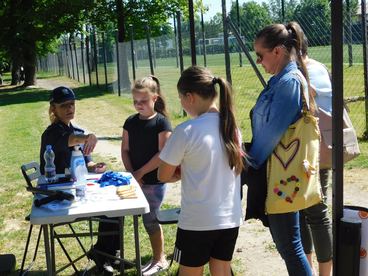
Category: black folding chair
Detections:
[
  {"x1": 19, "y1": 161, "x2": 88, "y2": 275},
  {"x1": 19, "y1": 162, "x2": 44, "y2": 275}
]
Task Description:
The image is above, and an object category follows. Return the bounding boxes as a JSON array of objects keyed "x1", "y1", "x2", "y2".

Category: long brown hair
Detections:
[
  {"x1": 132, "y1": 75, "x2": 168, "y2": 117},
  {"x1": 255, "y1": 21, "x2": 316, "y2": 113},
  {"x1": 177, "y1": 66, "x2": 244, "y2": 175}
]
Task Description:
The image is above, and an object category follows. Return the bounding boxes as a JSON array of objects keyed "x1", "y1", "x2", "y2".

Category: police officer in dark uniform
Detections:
[
  {"x1": 40, "y1": 86, "x2": 105, "y2": 174},
  {"x1": 40, "y1": 86, "x2": 119, "y2": 274}
]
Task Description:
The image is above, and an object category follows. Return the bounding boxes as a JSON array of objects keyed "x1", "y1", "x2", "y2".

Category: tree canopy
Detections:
[{"x1": 0, "y1": 0, "x2": 187, "y2": 86}]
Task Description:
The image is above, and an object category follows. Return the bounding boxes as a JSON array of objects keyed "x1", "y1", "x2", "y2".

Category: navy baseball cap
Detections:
[{"x1": 49, "y1": 86, "x2": 76, "y2": 103}]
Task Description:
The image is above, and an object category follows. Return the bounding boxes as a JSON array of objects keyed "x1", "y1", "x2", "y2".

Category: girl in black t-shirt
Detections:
[{"x1": 121, "y1": 76, "x2": 172, "y2": 276}]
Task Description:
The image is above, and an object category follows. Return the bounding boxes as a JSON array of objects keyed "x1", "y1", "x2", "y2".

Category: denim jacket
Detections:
[{"x1": 247, "y1": 61, "x2": 307, "y2": 169}]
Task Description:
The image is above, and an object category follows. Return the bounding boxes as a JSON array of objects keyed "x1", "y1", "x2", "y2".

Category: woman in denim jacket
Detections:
[{"x1": 246, "y1": 22, "x2": 316, "y2": 276}]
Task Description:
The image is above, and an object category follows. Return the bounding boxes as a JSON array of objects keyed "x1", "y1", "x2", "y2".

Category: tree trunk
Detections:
[
  {"x1": 23, "y1": 40, "x2": 37, "y2": 86},
  {"x1": 11, "y1": 59, "x2": 21, "y2": 85},
  {"x1": 116, "y1": 0, "x2": 131, "y2": 90}
]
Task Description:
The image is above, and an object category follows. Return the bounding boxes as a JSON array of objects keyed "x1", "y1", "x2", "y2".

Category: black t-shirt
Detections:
[
  {"x1": 40, "y1": 121, "x2": 92, "y2": 174},
  {"x1": 123, "y1": 113, "x2": 172, "y2": 184}
]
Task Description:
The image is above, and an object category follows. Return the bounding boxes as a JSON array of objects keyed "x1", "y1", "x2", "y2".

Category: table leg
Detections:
[
  {"x1": 133, "y1": 215, "x2": 142, "y2": 276},
  {"x1": 42, "y1": 225, "x2": 53, "y2": 276},
  {"x1": 119, "y1": 216, "x2": 125, "y2": 273},
  {"x1": 50, "y1": 224, "x2": 56, "y2": 274}
]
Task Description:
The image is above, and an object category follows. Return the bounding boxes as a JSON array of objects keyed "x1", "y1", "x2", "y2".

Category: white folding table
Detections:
[{"x1": 30, "y1": 172, "x2": 149, "y2": 275}]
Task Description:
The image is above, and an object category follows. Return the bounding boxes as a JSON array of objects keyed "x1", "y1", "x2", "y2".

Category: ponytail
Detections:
[
  {"x1": 286, "y1": 22, "x2": 316, "y2": 114},
  {"x1": 217, "y1": 77, "x2": 244, "y2": 175}
]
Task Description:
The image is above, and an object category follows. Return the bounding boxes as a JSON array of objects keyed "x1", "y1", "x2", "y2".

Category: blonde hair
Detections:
[
  {"x1": 177, "y1": 66, "x2": 244, "y2": 175},
  {"x1": 132, "y1": 76, "x2": 168, "y2": 117},
  {"x1": 48, "y1": 104, "x2": 58, "y2": 123}
]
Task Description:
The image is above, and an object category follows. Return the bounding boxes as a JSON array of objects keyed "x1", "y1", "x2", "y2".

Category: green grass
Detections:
[{"x1": 0, "y1": 81, "x2": 180, "y2": 275}]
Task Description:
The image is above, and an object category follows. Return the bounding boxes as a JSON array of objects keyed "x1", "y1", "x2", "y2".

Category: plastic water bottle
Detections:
[
  {"x1": 70, "y1": 147, "x2": 88, "y2": 199},
  {"x1": 44, "y1": 145, "x2": 56, "y2": 183}
]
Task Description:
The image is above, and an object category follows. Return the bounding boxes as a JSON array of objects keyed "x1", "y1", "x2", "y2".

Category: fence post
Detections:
[
  {"x1": 102, "y1": 32, "x2": 108, "y2": 91},
  {"x1": 93, "y1": 28, "x2": 99, "y2": 87},
  {"x1": 346, "y1": 0, "x2": 353, "y2": 67},
  {"x1": 188, "y1": 0, "x2": 196, "y2": 65},
  {"x1": 85, "y1": 28, "x2": 92, "y2": 86},
  {"x1": 361, "y1": 0, "x2": 368, "y2": 137},
  {"x1": 64, "y1": 39, "x2": 71, "y2": 78},
  {"x1": 57, "y1": 52, "x2": 63, "y2": 76},
  {"x1": 153, "y1": 39, "x2": 157, "y2": 69},
  {"x1": 331, "y1": 1, "x2": 345, "y2": 275},
  {"x1": 69, "y1": 35, "x2": 75, "y2": 80},
  {"x1": 145, "y1": 24, "x2": 155, "y2": 75},
  {"x1": 236, "y1": 0, "x2": 243, "y2": 67},
  {"x1": 222, "y1": 0, "x2": 232, "y2": 84},
  {"x1": 73, "y1": 35, "x2": 80, "y2": 82},
  {"x1": 115, "y1": 30, "x2": 121, "y2": 96},
  {"x1": 80, "y1": 33, "x2": 86, "y2": 84},
  {"x1": 129, "y1": 25, "x2": 136, "y2": 81},
  {"x1": 176, "y1": 10, "x2": 185, "y2": 116},
  {"x1": 173, "y1": 13, "x2": 179, "y2": 68},
  {"x1": 200, "y1": 8, "x2": 207, "y2": 67}
]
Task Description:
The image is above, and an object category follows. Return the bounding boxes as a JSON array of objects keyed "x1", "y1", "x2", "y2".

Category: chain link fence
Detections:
[{"x1": 38, "y1": 1, "x2": 368, "y2": 146}]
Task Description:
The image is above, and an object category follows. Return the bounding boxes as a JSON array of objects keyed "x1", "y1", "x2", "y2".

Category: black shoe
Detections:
[
  {"x1": 87, "y1": 249, "x2": 105, "y2": 271},
  {"x1": 112, "y1": 250, "x2": 134, "y2": 270}
]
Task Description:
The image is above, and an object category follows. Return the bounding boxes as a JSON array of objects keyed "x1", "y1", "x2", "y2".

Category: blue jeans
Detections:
[{"x1": 268, "y1": 212, "x2": 312, "y2": 276}]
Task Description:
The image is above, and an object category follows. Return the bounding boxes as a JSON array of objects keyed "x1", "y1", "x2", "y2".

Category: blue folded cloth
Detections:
[{"x1": 97, "y1": 171, "x2": 131, "y2": 187}]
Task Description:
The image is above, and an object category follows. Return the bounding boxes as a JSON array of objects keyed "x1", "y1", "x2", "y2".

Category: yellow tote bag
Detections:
[{"x1": 266, "y1": 74, "x2": 322, "y2": 214}]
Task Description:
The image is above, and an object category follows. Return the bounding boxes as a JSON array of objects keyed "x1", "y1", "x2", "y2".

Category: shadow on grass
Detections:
[
  {"x1": 7, "y1": 254, "x2": 165, "y2": 276},
  {"x1": 0, "y1": 85, "x2": 110, "y2": 107}
]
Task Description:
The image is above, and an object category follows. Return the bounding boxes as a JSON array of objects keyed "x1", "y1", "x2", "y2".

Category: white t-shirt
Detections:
[
  {"x1": 159, "y1": 112, "x2": 243, "y2": 231},
  {"x1": 306, "y1": 59, "x2": 332, "y2": 114}
]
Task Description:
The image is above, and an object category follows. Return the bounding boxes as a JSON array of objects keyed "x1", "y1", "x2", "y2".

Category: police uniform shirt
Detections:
[{"x1": 40, "y1": 121, "x2": 92, "y2": 174}]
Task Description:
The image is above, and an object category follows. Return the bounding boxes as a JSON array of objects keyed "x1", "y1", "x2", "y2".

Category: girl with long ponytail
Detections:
[{"x1": 158, "y1": 66, "x2": 243, "y2": 275}]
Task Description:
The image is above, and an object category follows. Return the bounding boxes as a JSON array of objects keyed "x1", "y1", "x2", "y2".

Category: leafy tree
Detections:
[
  {"x1": 204, "y1": 13, "x2": 224, "y2": 38},
  {"x1": 229, "y1": 1, "x2": 272, "y2": 50},
  {"x1": 0, "y1": 0, "x2": 187, "y2": 87},
  {"x1": 292, "y1": 0, "x2": 331, "y2": 46},
  {"x1": 0, "y1": 0, "x2": 96, "y2": 86},
  {"x1": 110, "y1": 0, "x2": 187, "y2": 89},
  {"x1": 267, "y1": 0, "x2": 298, "y2": 23}
]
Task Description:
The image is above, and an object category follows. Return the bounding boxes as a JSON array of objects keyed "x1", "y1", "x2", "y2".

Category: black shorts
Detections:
[{"x1": 173, "y1": 227, "x2": 239, "y2": 267}]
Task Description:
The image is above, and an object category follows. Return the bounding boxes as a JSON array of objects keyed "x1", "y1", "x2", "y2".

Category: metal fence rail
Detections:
[{"x1": 37, "y1": 1, "x2": 367, "y2": 146}]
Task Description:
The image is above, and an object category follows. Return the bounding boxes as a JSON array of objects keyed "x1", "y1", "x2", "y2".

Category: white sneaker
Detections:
[
  {"x1": 141, "y1": 259, "x2": 154, "y2": 272},
  {"x1": 142, "y1": 260, "x2": 169, "y2": 276}
]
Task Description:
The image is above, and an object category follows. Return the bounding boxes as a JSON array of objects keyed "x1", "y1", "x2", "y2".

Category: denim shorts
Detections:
[{"x1": 141, "y1": 184, "x2": 167, "y2": 235}]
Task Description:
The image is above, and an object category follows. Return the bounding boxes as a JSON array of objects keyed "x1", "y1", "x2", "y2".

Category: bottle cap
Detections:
[
  {"x1": 71, "y1": 146, "x2": 83, "y2": 156},
  {"x1": 46, "y1": 145, "x2": 52, "y2": 150}
]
